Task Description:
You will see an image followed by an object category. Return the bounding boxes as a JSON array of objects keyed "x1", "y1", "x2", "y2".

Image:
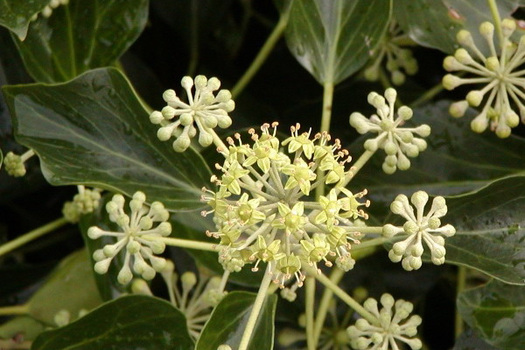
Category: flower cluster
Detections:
[
  {"x1": 3, "y1": 150, "x2": 35, "y2": 177},
  {"x1": 349, "y1": 89, "x2": 431, "y2": 174},
  {"x1": 202, "y1": 123, "x2": 370, "y2": 287},
  {"x1": 149, "y1": 76, "x2": 235, "y2": 152},
  {"x1": 62, "y1": 186, "x2": 102, "y2": 223},
  {"x1": 443, "y1": 19, "x2": 525, "y2": 138},
  {"x1": 382, "y1": 191, "x2": 456, "y2": 271},
  {"x1": 365, "y1": 21, "x2": 418, "y2": 86},
  {"x1": 87, "y1": 191, "x2": 171, "y2": 284},
  {"x1": 347, "y1": 293, "x2": 422, "y2": 350}
]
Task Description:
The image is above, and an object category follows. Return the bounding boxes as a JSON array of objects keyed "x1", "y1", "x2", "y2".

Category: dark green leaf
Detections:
[
  {"x1": 27, "y1": 249, "x2": 103, "y2": 325},
  {"x1": 350, "y1": 100, "x2": 525, "y2": 217},
  {"x1": 32, "y1": 295, "x2": 194, "y2": 350},
  {"x1": 196, "y1": 291, "x2": 277, "y2": 350},
  {"x1": 394, "y1": 0, "x2": 524, "y2": 54},
  {"x1": 457, "y1": 280, "x2": 525, "y2": 349},
  {"x1": 0, "y1": 0, "x2": 48, "y2": 40},
  {"x1": 444, "y1": 176, "x2": 525, "y2": 285},
  {"x1": 284, "y1": 0, "x2": 391, "y2": 84},
  {"x1": 2, "y1": 68, "x2": 212, "y2": 211},
  {"x1": 12, "y1": 0, "x2": 149, "y2": 83}
]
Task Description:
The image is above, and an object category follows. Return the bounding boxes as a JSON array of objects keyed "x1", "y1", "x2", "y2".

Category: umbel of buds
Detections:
[
  {"x1": 87, "y1": 192, "x2": 172, "y2": 284},
  {"x1": 443, "y1": 19, "x2": 525, "y2": 138},
  {"x1": 149, "y1": 76, "x2": 235, "y2": 152},
  {"x1": 349, "y1": 88, "x2": 431, "y2": 174},
  {"x1": 202, "y1": 123, "x2": 370, "y2": 288}
]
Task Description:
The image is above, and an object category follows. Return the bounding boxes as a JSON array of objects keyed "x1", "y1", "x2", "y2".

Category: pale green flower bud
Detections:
[
  {"x1": 449, "y1": 100, "x2": 469, "y2": 118},
  {"x1": 501, "y1": 18, "x2": 516, "y2": 38},
  {"x1": 442, "y1": 74, "x2": 462, "y2": 90},
  {"x1": 466, "y1": 90, "x2": 484, "y2": 106}
]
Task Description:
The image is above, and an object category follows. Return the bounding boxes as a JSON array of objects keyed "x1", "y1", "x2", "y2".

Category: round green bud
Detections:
[
  {"x1": 485, "y1": 56, "x2": 500, "y2": 71},
  {"x1": 207, "y1": 77, "x2": 221, "y2": 91},
  {"x1": 94, "y1": 258, "x2": 112, "y2": 274},
  {"x1": 216, "y1": 89, "x2": 231, "y2": 103},
  {"x1": 161, "y1": 106, "x2": 176, "y2": 119},
  {"x1": 117, "y1": 265, "x2": 133, "y2": 285},
  {"x1": 496, "y1": 124, "x2": 511, "y2": 138},
  {"x1": 442, "y1": 74, "x2": 462, "y2": 90},
  {"x1": 506, "y1": 111, "x2": 520, "y2": 127},
  {"x1": 397, "y1": 153, "x2": 411, "y2": 170},
  {"x1": 181, "y1": 76, "x2": 193, "y2": 90},
  {"x1": 392, "y1": 70, "x2": 406, "y2": 86},
  {"x1": 173, "y1": 135, "x2": 191, "y2": 152},
  {"x1": 149, "y1": 111, "x2": 164, "y2": 124},
  {"x1": 470, "y1": 114, "x2": 488, "y2": 133},
  {"x1": 466, "y1": 90, "x2": 484, "y2": 106},
  {"x1": 198, "y1": 130, "x2": 214, "y2": 147},
  {"x1": 364, "y1": 66, "x2": 379, "y2": 81},
  {"x1": 501, "y1": 18, "x2": 516, "y2": 37},
  {"x1": 457, "y1": 30, "x2": 474, "y2": 46},
  {"x1": 179, "y1": 113, "x2": 193, "y2": 126},
  {"x1": 449, "y1": 100, "x2": 468, "y2": 118},
  {"x1": 158, "y1": 126, "x2": 174, "y2": 141},
  {"x1": 398, "y1": 106, "x2": 413, "y2": 120},
  {"x1": 87, "y1": 226, "x2": 104, "y2": 239},
  {"x1": 217, "y1": 115, "x2": 233, "y2": 129},
  {"x1": 479, "y1": 22, "x2": 494, "y2": 38},
  {"x1": 163, "y1": 89, "x2": 177, "y2": 103}
]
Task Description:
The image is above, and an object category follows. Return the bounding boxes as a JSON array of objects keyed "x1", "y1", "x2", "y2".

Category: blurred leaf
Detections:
[
  {"x1": 350, "y1": 100, "x2": 525, "y2": 217},
  {"x1": 0, "y1": 0, "x2": 48, "y2": 40},
  {"x1": 12, "y1": 0, "x2": 149, "y2": 83},
  {"x1": 0, "y1": 316, "x2": 45, "y2": 341},
  {"x1": 453, "y1": 329, "x2": 499, "y2": 350},
  {"x1": 394, "y1": 0, "x2": 525, "y2": 54},
  {"x1": 458, "y1": 279, "x2": 525, "y2": 349},
  {"x1": 283, "y1": 0, "x2": 391, "y2": 84},
  {"x1": 196, "y1": 291, "x2": 277, "y2": 350},
  {"x1": 444, "y1": 176, "x2": 525, "y2": 285},
  {"x1": 32, "y1": 295, "x2": 193, "y2": 350},
  {"x1": 2, "y1": 68, "x2": 211, "y2": 211},
  {"x1": 27, "y1": 249, "x2": 103, "y2": 325}
]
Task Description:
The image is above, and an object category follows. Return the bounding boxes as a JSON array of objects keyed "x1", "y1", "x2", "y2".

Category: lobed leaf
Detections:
[
  {"x1": 283, "y1": 0, "x2": 391, "y2": 84},
  {"x1": 32, "y1": 295, "x2": 194, "y2": 350},
  {"x1": 2, "y1": 68, "x2": 211, "y2": 211},
  {"x1": 12, "y1": 0, "x2": 149, "y2": 83},
  {"x1": 196, "y1": 291, "x2": 277, "y2": 350},
  {"x1": 457, "y1": 279, "x2": 525, "y2": 349}
]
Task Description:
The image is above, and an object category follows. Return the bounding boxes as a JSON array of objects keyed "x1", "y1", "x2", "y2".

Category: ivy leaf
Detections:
[
  {"x1": 394, "y1": 0, "x2": 525, "y2": 54},
  {"x1": 283, "y1": 0, "x2": 391, "y2": 84},
  {"x1": 2, "y1": 68, "x2": 211, "y2": 211},
  {"x1": 444, "y1": 176, "x2": 525, "y2": 285},
  {"x1": 457, "y1": 279, "x2": 525, "y2": 349},
  {"x1": 196, "y1": 291, "x2": 277, "y2": 350},
  {"x1": 0, "y1": 0, "x2": 48, "y2": 40},
  {"x1": 32, "y1": 295, "x2": 194, "y2": 350},
  {"x1": 12, "y1": 0, "x2": 149, "y2": 83},
  {"x1": 453, "y1": 329, "x2": 499, "y2": 350}
]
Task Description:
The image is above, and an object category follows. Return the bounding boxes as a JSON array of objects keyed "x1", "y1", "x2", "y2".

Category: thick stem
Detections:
[
  {"x1": 307, "y1": 266, "x2": 376, "y2": 324},
  {"x1": 0, "y1": 217, "x2": 68, "y2": 258},
  {"x1": 0, "y1": 304, "x2": 29, "y2": 316},
  {"x1": 487, "y1": 0, "x2": 503, "y2": 46},
  {"x1": 150, "y1": 236, "x2": 218, "y2": 252},
  {"x1": 238, "y1": 265, "x2": 273, "y2": 350},
  {"x1": 313, "y1": 267, "x2": 344, "y2": 344},
  {"x1": 320, "y1": 81, "x2": 335, "y2": 134},
  {"x1": 231, "y1": 2, "x2": 293, "y2": 98},
  {"x1": 455, "y1": 265, "x2": 467, "y2": 338},
  {"x1": 305, "y1": 277, "x2": 316, "y2": 350}
]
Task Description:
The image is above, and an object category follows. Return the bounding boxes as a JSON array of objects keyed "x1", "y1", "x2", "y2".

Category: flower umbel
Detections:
[
  {"x1": 87, "y1": 191, "x2": 171, "y2": 284},
  {"x1": 202, "y1": 123, "x2": 370, "y2": 288},
  {"x1": 349, "y1": 88, "x2": 431, "y2": 174},
  {"x1": 347, "y1": 293, "x2": 422, "y2": 350},
  {"x1": 382, "y1": 191, "x2": 456, "y2": 271},
  {"x1": 443, "y1": 19, "x2": 525, "y2": 138},
  {"x1": 149, "y1": 75, "x2": 235, "y2": 152},
  {"x1": 62, "y1": 186, "x2": 102, "y2": 223}
]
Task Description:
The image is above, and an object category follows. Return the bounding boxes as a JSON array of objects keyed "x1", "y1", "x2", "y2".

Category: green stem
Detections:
[
  {"x1": 208, "y1": 127, "x2": 229, "y2": 156},
  {"x1": 238, "y1": 265, "x2": 273, "y2": 350},
  {"x1": 231, "y1": 1, "x2": 293, "y2": 98},
  {"x1": 308, "y1": 266, "x2": 376, "y2": 324},
  {"x1": 0, "y1": 304, "x2": 29, "y2": 316},
  {"x1": 410, "y1": 80, "x2": 446, "y2": 108},
  {"x1": 320, "y1": 81, "x2": 335, "y2": 133},
  {"x1": 313, "y1": 267, "x2": 344, "y2": 345},
  {"x1": 305, "y1": 277, "x2": 316, "y2": 350},
  {"x1": 341, "y1": 150, "x2": 375, "y2": 188},
  {"x1": 151, "y1": 236, "x2": 218, "y2": 252},
  {"x1": 487, "y1": 0, "x2": 503, "y2": 45},
  {"x1": 0, "y1": 217, "x2": 68, "y2": 258},
  {"x1": 455, "y1": 265, "x2": 467, "y2": 338}
]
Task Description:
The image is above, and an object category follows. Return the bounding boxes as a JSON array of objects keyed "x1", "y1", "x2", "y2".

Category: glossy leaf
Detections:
[
  {"x1": 2, "y1": 68, "x2": 212, "y2": 211},
  {"x1": 27, "y1": 249, "x2": 103, "y2": 325},
  {"x1": 350, "y1": 100, "x2": 525, "y2": 214},
  {"x1": 32, "y1": 295, "x2": 194, "y2": 350},
  {"x1": 457, "y1": 280, "x2": 525, "y2": 349},
  {"x1": 444, "y1": 176, "x2": 525, "y2": 285},
  {"x1": 283, "y1": 0, "x2": 391, "y2": 84},
  {"x1": 12, "y1": 0, "x2": 149, "y2": 83},
  {"x1": 196, "y1": 291, "x2": 277, "y2": 350},
  {"x1": 0, "y1": 0, "x2": 48, "y2": 40},
  {"x1": 394, "y1": 0, "x2": 525, "y2": 54}
]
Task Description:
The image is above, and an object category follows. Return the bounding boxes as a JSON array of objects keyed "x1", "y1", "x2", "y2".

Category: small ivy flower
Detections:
[
  {"x1": 87, "y1": 191, "x2": 171, "y2": 284},
  {"x1": 31, "y1": 0, "x2": 70, "y2": 20},
  {"x1": 349, "y1": 88, "x2": 431, "y2": 174},
  {"x1": 347, "y1": 293, "x2": 422, "y2": 350},
  {"x1": 365, "y1": 21, "x2": 418, "y2": 86},
  {"x1": 202, "y1": 123, "x2": 369, "y2": 288},
  {"x1": 149, "y1": 75, "x2": 235, "y2": 152},
  {"x1": 443, "y1": 19, "x2": 525, "y2": 138},
  {"x1": 382, "y1": 191, "x2": 456, "y2": 271},
  {"x1": 62, "y1": 186, "x2": 102, "y2": 223},
  {"x1": 3, "y1": 150, "x2": 35, "y2": 177}
]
